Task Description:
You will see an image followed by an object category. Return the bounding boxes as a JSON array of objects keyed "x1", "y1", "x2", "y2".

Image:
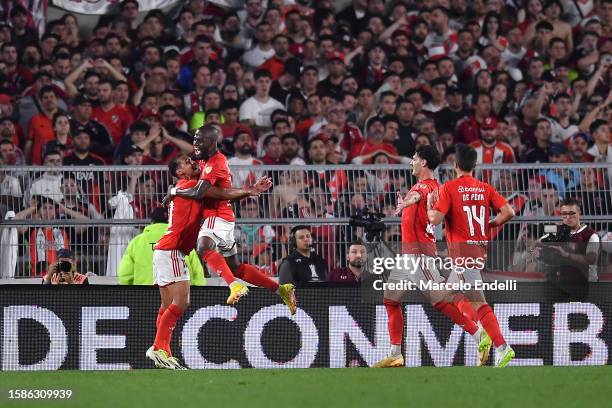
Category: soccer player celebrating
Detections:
[
  {"x1": 166, "y1": 124, "x2": 297, "y2": 309},
  {"x1": 148, "y1": 154, "x2": 272, "y2": 369},
  {"x1": 373, "y1": 146, "x2": 490, "y2": 368},
  {"x1": 427, "y1": 143, "x2": 516, "y2": 367}
]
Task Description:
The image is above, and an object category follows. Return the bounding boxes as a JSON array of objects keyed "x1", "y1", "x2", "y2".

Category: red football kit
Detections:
[
  {"x1": 433, "y1": 175, "x2": 506, "y2": 260},
  {"x1": 198, "y1": 151, "x2": 235, "y2": 222},
  {"x1": 155, "y1": 179, "x2": 202, "y2": 255},
  {"x1": 401, "y1": 178, "x2": 439, "y2": 256}
]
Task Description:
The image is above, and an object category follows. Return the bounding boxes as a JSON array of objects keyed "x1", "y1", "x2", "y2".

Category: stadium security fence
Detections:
[{"x1": 0, "y1": 163, "x2": 611, "y2": 278}]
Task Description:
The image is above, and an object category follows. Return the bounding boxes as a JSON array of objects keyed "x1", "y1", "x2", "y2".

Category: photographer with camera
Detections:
[
  {"x1": 279, "y1": 225, "x2": 328, "y2": 287},
  {"x1": 42, "y1": 248, "x2": 88, "y2": 285},
  {"x1": 537, "y1": 198, "x2": 600, "y2": 299}
]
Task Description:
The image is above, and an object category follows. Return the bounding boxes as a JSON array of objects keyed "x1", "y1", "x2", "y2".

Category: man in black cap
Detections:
[
  {"x1": 70, "y1": 94, "x2": 114, "y2": 161},
  {"x1": 42, "y1": 248, "x2": 89, "y2": 285}
]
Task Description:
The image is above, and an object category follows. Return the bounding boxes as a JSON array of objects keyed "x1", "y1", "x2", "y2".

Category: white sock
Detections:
[
  {"x1": 389, "y1": 344, "x2": 401, "y2": 357},
  {"x1": 496, "y1": 344, "x2": 508, "y2": 353},
  {"x1": 472, "y1": 327, "x2": 482, "y2": 344}
]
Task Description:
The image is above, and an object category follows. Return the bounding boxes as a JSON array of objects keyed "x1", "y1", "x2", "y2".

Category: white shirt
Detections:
[
  {"x1": 239, "y1": 96, "x2": 284, "y2": 128},
  {"x1": 422, "y1": 101, "x2": 447, "y2": 113},
  {"x1": 501, "y1": 47, "x2": 527, "y2": 69},
  {"x1": 0, "y1": 175, "x2": 21, "y2": 197},
  {"x1": 548, "y1": 117, "x2": 579, "y2": 144},
  {"x1": 587, "y1": 143, "x2": 612, "y2": 180},
  {"x1": 575, "y1": 224, "x2": 600, "y2": 282},
  {"x1": 228, "y1": 156, "x2": 263, "y2": 188},
  {"x1": 242, "y1": 45, "x2": 275, "y2": 68},
  {"x1": 28, "y1": 173, "x2": 63, "y2": 204}
]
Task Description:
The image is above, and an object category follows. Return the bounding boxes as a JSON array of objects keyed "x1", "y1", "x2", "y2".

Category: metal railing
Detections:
[{"x1": 1, "y1": 163, "x2": 611, "y2": 279}]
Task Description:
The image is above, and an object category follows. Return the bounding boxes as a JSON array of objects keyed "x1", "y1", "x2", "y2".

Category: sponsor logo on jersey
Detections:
[{"x1": 458, "y1": 186, "x2": 485, "y2": 193}]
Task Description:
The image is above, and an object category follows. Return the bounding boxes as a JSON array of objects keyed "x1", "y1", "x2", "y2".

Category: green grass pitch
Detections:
[{"x1": 2, "y1": 366, "x2": 611, "y2": 408}]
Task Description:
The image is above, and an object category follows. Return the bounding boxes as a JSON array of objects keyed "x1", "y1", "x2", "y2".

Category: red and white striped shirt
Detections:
[{"x1": 470, "y1": 140, "x2": 516, "y2": 184}]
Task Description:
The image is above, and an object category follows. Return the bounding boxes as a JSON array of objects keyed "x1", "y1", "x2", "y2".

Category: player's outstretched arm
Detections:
[
  {"x1": 171, "y1": 180, "x2": 214, "y2": 201},
  {"x1": 204, "y1": 186, "x2": 258, "y2": 200},
  {"x1": 204, "y1": 176, "x2": 273, "y2": 200},
  {"x1": 489, "y1": 203, "x2": 515, "y2": 227}
]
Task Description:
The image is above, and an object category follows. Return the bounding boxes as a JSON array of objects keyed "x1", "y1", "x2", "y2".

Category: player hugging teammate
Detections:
[
  {"x1": 374, "y1": 144, "x2": 515, "y2": 368},
  {"x1": 146, "y1": 125, "x2": 296, "y2": 370}
]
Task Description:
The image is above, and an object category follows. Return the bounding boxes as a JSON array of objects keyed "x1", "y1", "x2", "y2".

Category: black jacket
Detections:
[{"x1": 278, "y1": 251, "x2": 328, "y2": 288}]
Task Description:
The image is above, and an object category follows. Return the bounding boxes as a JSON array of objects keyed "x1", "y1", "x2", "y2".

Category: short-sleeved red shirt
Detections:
[
  {"x1": 434, "y1": 175, "x2": 506, "y2": 259},
  {"x1": 155, "y1": 179, "x2": 202, "y2": 254},
  {"x1": 199, "y1": 151, "x2": 235, "y2": 222},
  {"x1": 401, "y1": 178, "x2": 439, "y2": 256},
  {"x1": 91, "y1": 105, "x2": 134, "y2": 145}
]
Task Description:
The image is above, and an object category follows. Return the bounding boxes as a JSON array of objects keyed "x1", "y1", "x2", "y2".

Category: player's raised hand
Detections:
[
  {"x1": 394, "y1": 191, "x2": 407, "y2": 215},
  {"x1": 253, "y1": 176, "x2": 273, "y2": 193}
]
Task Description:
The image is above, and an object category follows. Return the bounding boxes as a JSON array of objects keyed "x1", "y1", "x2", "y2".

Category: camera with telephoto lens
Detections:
[
  {"x1": 59, "y1": 260, "x2": 72, "y2": 273},
  {"x1": 349, "y1": 208, "x2": 386, "y2": 242},
  {"x1": 539, "y1": 224, "x2": 572, "y2": 265}
]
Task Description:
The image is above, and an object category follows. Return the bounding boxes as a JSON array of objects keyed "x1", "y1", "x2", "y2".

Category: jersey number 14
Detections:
[{"x1": 462, "y1": 205, "x2": 486, "y2": 236}]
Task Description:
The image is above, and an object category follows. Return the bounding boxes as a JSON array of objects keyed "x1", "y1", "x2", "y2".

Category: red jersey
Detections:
[
  {"x1": 401, "y1": 178, "x2": 439, "y2": 256},
  {"x1": 199, "y1": 151, "x2": 235, "y2": 222},
  {"x1": 27, "y1": 114, "x2": 54, "y2": 165},
  {"x1": 91, "y1": 104, "x2": 134, "y2": 145},
  {"x1": 155, "y1": 179, "x2": 202, "y2": 255},
  {"x1": 433, "y1": 175, "x2": 506, "y2": 260}
]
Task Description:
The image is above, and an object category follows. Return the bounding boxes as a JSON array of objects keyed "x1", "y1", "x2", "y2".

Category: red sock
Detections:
[
  {"x1": 434, "y1": 301, "x2": 479, "y2": 335},
  {"x1": 454, "y1": 294, "x2": 478, "y2": 322},
  {"x1": 156, "y1": 307, "x2": 165, "y2": 329},
  {"x1": 477, "y1": 304, "x2": 506, "y2": 347},
  {"x1": 236, "y1": 264, "x2": 279, "y2": 292},
  {"x1": 154, "y1": 304, "x2": 184, "y2": 355},
  {"x1": 383, "y1": 299, "x2": 403, "y2": 345},
  {"x1": 202, "y1": 250, "x2": 235, "y2": 285}
]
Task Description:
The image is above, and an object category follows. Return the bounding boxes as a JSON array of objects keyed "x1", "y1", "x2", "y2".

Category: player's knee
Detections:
[
  {"x1": 177, "y1": 298, "x2": 190, "y2": 310},
  {"x1": 197, "y1": 237, "x2": 215, "y2": 253}
]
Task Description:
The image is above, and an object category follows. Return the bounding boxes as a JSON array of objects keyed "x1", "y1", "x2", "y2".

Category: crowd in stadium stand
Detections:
[{"x1": 0, "y1": 0, "x2": 611, "y2": 277}]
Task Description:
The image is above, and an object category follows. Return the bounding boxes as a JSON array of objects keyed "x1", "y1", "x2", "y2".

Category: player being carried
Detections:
[
  {"x1": 165, "y1": 124, "x2": 296, "y2": 298},
  {"x1": 373, "y1": 145, "x2": 492, "y2": 368},
  {"x1": 147, "y1": 153, "x2": 274, "y2": 369},
  {"x1": 427, "y1": 143, "x2": 516, "y2": 367}
]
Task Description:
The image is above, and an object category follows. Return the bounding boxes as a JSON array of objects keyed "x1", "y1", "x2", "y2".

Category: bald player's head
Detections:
[{"x1": 193, "y1": 124, "x2": 220, "y2": 160}]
